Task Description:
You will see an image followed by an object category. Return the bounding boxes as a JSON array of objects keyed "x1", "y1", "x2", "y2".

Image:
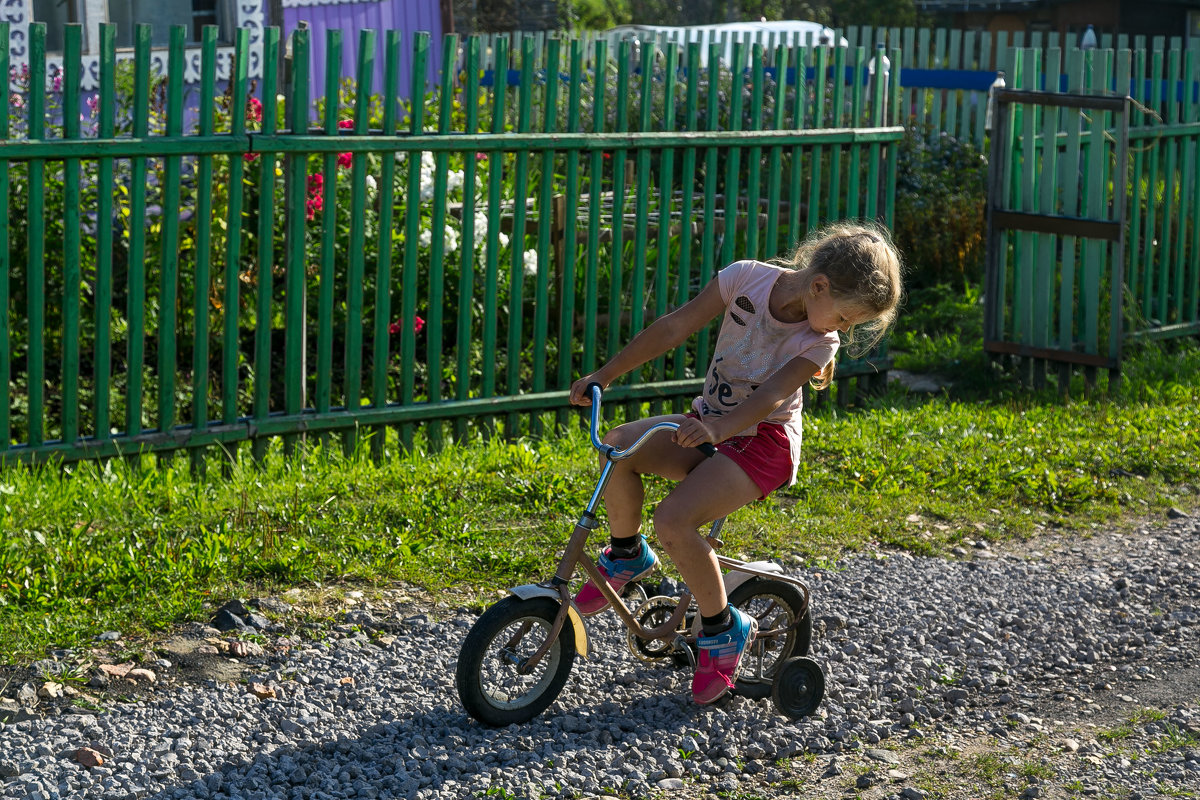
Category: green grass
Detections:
[{"x1": 1, "y1": 306, "x2": 1199, "y2": 662}]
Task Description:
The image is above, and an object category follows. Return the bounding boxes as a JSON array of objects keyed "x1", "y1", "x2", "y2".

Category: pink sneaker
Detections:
[
  {"x1": 692, "y1": 606, "x2": 757, "y2": 705},
  {"x1": 573, "y1": 537, "x2": 658, "y2": 616}
]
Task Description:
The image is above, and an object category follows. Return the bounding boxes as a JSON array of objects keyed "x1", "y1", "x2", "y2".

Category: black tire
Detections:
[
  {"x1": 772, "y1": 657, "x2": 825, "y2": 719},
  {"x1": 728, "y1": 577, "x2": 812, "y2": 699},
  {"x1": 455, "y1": 595, "x2": 576, "y2": 726}
]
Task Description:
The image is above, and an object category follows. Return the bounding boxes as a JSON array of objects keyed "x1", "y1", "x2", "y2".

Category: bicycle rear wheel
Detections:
[
  {"x1": 728, "y1": 577, "x2": 811, "y2": 699},
  {"x1": 455, "y1": 595, "x2": 576, "y2": 726}
]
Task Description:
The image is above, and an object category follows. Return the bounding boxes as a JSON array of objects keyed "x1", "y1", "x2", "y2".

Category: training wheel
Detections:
[{"x1": 771, "y1": 657, "x2": 825, "y2": 719}]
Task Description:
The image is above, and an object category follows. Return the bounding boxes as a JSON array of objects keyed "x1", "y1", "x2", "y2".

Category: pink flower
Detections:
[
  {"x1": 338, "y1": 119, "x2": 355, "y2": 129},
  {"x1": 305, "y1": 195, "x2": 322, "y2": 221},
  {"x1": 243, "y1": 151, "x2": 259, "y2": 163},
  {"x1": 389, "y1": 317, "x2": 425, "y2": 336},
  {"x1": 336, "y1": 152, "x2": 353, "y2": 168},
  {"x1": 305, "y1": 173, "x2": 325, "y2": 219},
  {"x1": 246, "y1": 97, "x2": 263, "y2": 123}
]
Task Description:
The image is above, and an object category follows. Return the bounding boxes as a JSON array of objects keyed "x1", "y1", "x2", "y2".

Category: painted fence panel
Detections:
[{"x1": 985, "y1": 43, "x2": 1200, "y2": 390}]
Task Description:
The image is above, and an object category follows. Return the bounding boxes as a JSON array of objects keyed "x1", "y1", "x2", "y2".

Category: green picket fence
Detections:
[
  {"x1": 984, "y1": 45, "x2": 1200, "y2": 389},
  {"x1": 509, "y1": 25, "x2": 1199, "y2": 152},
  {"x1": 0, "y1": 22, "x2": 902, "y2": 466}
]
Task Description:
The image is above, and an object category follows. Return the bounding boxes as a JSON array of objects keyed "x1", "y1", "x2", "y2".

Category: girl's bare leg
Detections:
[
  {"x1": 599, "y1": 414, "x2": 701, "y2": 540},
  {"x1": 652, "y1": 456, "x2": 762, "y2": 617},
  {"x1": 598, "y1": 415, "x2": 762, "y2": 617}
]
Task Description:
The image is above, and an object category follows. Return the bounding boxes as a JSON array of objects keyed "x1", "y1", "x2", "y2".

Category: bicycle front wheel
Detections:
[{"x1": 455, "y1": 595, "x2": 577, "y2": 726}]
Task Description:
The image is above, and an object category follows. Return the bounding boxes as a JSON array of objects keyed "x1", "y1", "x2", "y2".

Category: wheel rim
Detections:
[
  {"x1": 478, "y1": 614, "x2": 563, "y2": 711},
  {"x1": 737, "y1": 592, "x2": 797, "y2": 683}
]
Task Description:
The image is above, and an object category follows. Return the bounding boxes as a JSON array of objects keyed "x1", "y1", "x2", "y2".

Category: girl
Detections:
[{"x1": 569, "y1": 221, "x2": 903, "y2": 705}]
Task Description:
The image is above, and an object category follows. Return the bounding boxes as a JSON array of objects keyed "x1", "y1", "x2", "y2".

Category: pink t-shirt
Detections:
[{"x1": 691, "y1": 260, "x2": 840, "y2": 484}]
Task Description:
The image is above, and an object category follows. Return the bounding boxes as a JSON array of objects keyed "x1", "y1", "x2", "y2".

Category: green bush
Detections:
[{"x1": 893, "y1": 128, "x2": 987, "y2": 288}]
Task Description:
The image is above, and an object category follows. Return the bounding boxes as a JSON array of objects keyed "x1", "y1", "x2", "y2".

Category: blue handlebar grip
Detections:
[
  {"x1": 698, "y1": 442, "x2": 718, "y2": 457},
  {"x1": 587, "y1": 383, "x2": 603, "y2": 403}
]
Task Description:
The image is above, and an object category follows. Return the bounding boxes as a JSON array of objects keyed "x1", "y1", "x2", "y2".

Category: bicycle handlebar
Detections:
[{"x1": 587, "y1": 384, "x2": 717, "y2": 460}]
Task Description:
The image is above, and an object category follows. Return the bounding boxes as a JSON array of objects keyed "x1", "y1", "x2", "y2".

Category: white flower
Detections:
[
  {"x1": 523, "y1": 249, "x2": 539, "y2": 277},
  {"x1": 418, "y1": 224, "x2": 459, "y2": 255},
  {"x1": 472, "y1": 212, "x2": 509, "y2": 251},
  {"x1": 365, "y1": 174, "x2": 377, "y2": 195},
  {"x1": 446, "y1": 169, "x2": 465, "y2": 195}
]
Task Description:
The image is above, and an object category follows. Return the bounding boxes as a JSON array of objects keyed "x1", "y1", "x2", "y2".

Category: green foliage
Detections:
[
  {"x1": 563, "y1": 0, "x2": 630, "y2": 30},
  {"x1": 890, "y1": 283, "x2": 986, "y2": 376},
  {"x1": 585, "y1": 0, "x2": 924, "y2": 29},
  {"x1": 893, "y1": 128, "x2": 988, "y2": 288}
]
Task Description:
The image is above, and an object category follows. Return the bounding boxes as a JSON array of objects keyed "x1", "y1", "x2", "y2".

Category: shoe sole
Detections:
[
  {"x1": 577, "y1": 563, "x2": 658, "y2": 617},
  {"x1": 694, "y1": 617, "x2": 758, "y2": 705}
]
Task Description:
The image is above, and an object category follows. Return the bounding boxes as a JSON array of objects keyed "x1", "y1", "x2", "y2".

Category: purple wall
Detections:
[{"x1": 282, "y1": 1, "x2": 446, "y2": 105}]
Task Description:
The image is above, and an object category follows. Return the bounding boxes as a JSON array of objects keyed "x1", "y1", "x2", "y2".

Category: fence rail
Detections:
[{"x1": 1, "y1": 22, "x2": 902, "y2": 466}]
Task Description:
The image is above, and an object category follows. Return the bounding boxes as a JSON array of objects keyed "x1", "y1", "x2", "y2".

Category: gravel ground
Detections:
[{"x1": 2, "y1": 511, "x2": 1198, "y2": 800}]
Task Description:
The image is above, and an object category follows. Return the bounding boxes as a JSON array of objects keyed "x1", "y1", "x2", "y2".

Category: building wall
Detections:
[
  {"x1": 930, "y1": 0, "x2": 1187, "y2": 41},
  {"x1": 282, "y1": 0, "x2": 446, "y2": 101}
]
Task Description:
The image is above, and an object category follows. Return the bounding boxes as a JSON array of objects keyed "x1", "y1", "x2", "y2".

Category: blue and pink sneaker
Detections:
[
  {"x1": 573, "y1": 536, "x2": 659, "y2": 616},
  {"x1": 692, "y1": 605, "x2": 757, "y2": 705}
]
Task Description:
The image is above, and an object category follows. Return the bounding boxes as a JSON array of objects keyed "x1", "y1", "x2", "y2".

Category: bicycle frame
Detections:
[{"x1": 512, "y1": 386, "x2": 811, "y2": 674}]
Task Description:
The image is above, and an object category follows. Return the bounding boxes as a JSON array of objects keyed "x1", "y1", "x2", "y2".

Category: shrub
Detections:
[{"x1": 893, "y1": 128, "x2": 987, "y2": 288}]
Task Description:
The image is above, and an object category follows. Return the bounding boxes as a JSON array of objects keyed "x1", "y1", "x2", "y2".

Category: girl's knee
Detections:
[
  {"x1": 653, "y1": 500, "x2": 701, "y2": 547},
  {"x1": 602, "y1": 423, "x2": 637, "y2": 450}
]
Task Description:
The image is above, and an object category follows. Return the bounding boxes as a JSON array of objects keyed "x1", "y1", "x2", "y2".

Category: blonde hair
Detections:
[{"x1": 773, "y1": 221, "x2": 904, "y2": 389}]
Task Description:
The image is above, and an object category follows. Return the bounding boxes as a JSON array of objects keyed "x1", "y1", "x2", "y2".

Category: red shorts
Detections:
[{"x1": 687, "y1": 414, "x2": 793, "y2": 499}]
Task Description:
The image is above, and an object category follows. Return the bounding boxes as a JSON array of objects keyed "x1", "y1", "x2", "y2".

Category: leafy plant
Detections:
[{"x1": 893, "y1": 127, "x2": 988, "y2": 288}]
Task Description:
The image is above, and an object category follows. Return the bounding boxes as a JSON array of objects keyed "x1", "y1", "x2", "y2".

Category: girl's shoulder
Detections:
[{"x1": 719, "y1": 259, "x2": 788, "y2": 297}]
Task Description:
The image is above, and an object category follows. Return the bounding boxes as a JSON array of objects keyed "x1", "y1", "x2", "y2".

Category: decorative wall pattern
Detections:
[
  {"x1": 282, "y1": 0, "x2": 383, "y2": 6},
  {"x1": 7, "y1": 0, "x2": 266, "y2": 89}
]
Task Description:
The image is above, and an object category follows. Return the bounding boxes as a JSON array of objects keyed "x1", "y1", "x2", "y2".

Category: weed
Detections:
[
  {"x1": 1018, "y1": 759, "x2": 1055, "y2": 780},
  {"x1": 1098, "y1": 725, "x2": 1135, "y2": 742},
  {"x1": 1150, "y1": 724, "x2": 1200, "y2": 753},
  {"x1": 972, "y1": 753, "x2": 1008, "y2": 782},
  {"x1": 1130, "y1": 707, "x2": 1168, "y2": 724}
]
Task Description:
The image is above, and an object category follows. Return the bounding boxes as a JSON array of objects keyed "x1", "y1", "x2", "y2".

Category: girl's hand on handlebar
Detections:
[
  {"x1": 569, "y1": 375, "x2": 607, "y2": 406},
  {"x1": 673, "y1": 416, "x2": 718, "y2": 450}
]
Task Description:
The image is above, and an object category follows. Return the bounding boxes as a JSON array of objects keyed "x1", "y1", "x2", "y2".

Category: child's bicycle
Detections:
[{"x1": 455, "y1": 385, "x2": 826, "y2": 726}]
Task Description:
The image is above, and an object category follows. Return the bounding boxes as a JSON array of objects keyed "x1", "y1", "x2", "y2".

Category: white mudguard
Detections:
[
  {"x1": 722, "y1": 560, "x2": 784, "y2": 596},
  {"x1": 508, "y1": 584, "x2": 589, "y2": 660}
]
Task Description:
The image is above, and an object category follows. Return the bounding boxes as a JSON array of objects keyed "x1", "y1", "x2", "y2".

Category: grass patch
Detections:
[
  {"x1": 1098, "y1": 725, "x2": 1136, "y2": 743},
  {"x1": 1, "y1": 310, "x2": 1199, "y2": 662},
  {"x1": 1150, "y1": 724, "x2": 1200, "y2": 754}
]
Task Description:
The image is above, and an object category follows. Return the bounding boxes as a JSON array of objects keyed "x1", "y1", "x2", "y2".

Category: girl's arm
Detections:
[
  {"x1": 569, "y1": 278, "x2": 727, "y2": 405},
  {"x1": 673, "y1": 354, "x2": 822, "y2": 448}
]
